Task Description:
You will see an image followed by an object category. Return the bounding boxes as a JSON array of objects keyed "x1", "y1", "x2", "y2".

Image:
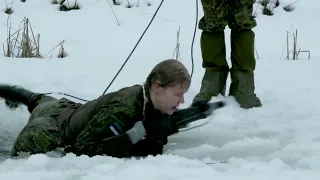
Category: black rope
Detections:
[
  {"x1": 190, "y1": 0, "x2": 198, "y2": 78},
  {"x1": 102, "y1": 0, "x2": 165, "y2": 95},
  {"x1": 43, "y1": 92, "x2": 89, "y2": 102}
]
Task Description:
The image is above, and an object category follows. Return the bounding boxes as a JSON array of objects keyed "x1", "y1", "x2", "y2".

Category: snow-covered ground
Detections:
[{"x1": 1, "y1": 0, "x2": 320, "y2": 179}]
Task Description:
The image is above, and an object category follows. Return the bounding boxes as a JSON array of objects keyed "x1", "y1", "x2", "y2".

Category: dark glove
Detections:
[
  {"x1": 140, "y1": 118, "x2": 168, "y2": 156},
  {"x1": 170, "y1": 101, "x2": 226, "y2": 131},
  {"x1": 192, "y1": 100, "x2": 225, "y2": 117},
  {"x1": 191, "y1": 101, "x2": 212, "y2": 117},
  {"x1": 131, "y1": 137, "x2": 165, "y2": 156}
]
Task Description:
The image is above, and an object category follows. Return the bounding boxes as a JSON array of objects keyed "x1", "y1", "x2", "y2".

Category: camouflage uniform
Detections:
[
  {"x1": 193, "y1": 0, "x2": 262, "y2": 109},
  {"x1": 10, "y1": 85, "x2": 197, "y2": 158},
  {"x1": 11, "y1": 96, "x2": 73, "y2": 156}
]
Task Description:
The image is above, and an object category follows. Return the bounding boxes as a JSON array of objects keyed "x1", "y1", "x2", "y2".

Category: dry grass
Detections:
[
  {"x1": 284, "y1": 5, "x2": 295, "y2": 12},
  {"x1": 260, "y1": 0, "x2": 279, "y2": 16},
  {"x1": 59, "y1": 0, "x2": 81, "y2": 11},
  {"x1": 281, "y1": 28, "x2": 310, "y2": 60},
  {"x1": 3, "y1": 17, "x2": 42, "y2": 58},
  {"x1": 42, "y1": 40, "x2": 68, "y2": 59},
  {"x1": 125, "y1": 0, "x2": 133, "y2": 8},
  {"x1": 3, "y1": 15, "x2": 67, "y2": 59},
  {"x1": 57, "y1": 40, "x2": 68, "y2": 58},
  {"x1": 112, "y1": 0, "x2": 121, "y2": 5},
  {"x1": 3, "y1": 2, "x2": 69, "y2": 59},
  {"x1": 51, "y1": 0, "x2": 59, "y2": 4},
  {"x1": 4, "y1": 8, "x2": 14, "y2": 15},
  {"x1": 258, "y1": 0, "x2": 297, "y2": 16},
  {"x1": 4, "y1": 0, "x2": 14, "y2": 15},
  {"x1": 172, "y1": 26, "x2": 181, "y2": 61}
]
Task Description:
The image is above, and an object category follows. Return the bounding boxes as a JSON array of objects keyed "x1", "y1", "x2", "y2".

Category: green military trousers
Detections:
[
  {"x1": 11, "y1": 95, "x2": 66, "y2": 157},
  {"x1": 192, "y1": 0, "x2": 262, "y2": 109}
]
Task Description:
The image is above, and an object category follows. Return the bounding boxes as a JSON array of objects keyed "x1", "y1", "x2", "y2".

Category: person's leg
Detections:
[
  {"x1": 0, "y1": 84, "x2": 57, "y2": 112},
  {"x1": 11, "y1": 95, "x2": 72, "y2": 156},
  {"x1": 192, "y1": 0, "x2": 229, "y2": 104},
  {"x1": 27, "y1": 95, "x2": 62, "y2": 123},
  {"x1": 0, "y1": 84, "x2": 75, "y2": 156},
  {"x1": 227, "y1": 0, "x2": 262, "y2": 108},
  {"x1": 11, "y1": 116, "x2": 63, "y2": 156}
]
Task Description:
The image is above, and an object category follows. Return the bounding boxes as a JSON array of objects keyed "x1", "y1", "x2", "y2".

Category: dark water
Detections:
[
  {"x1": 0, "y1": 149, "x2": 11, "y2": 162},
  {"x1": 0, "y1": 128, "x2": 17, "y2": 162}
]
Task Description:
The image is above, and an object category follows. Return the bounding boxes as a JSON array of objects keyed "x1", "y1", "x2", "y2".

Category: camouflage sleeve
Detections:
[{"x1": 72, "y1": 101, "x2": 137, "y2": 157}]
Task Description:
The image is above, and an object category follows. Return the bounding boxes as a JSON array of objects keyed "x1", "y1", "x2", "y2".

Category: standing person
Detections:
[
  {"x1": 192, "y1": 0, "x2": 262, "y2": 109},
  {"x1": 0, "y1": 59, "x2": 223, "y2": 158}
]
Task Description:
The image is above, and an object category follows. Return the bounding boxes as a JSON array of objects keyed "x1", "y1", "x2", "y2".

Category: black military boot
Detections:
[
  {"x1": 192, "y1": 69, "x2": 228, "y2": 105},
  {"x1": 229, "y1": 29, "x2": 262, "y2": 108},
  {"x1": 0, "y1": 84, "x2": 42, "y2": 112},
  {"x1": 229, "y1": 72, "x2": 261, "y2": 108}
]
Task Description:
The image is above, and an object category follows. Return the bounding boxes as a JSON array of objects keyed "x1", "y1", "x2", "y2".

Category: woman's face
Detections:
[{"x1": 152, "y1": 82, "x2": 189, "y2": 115}]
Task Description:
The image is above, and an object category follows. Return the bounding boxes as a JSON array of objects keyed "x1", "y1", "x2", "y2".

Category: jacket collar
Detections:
[{"x1": 141, "y1": 84, "x2": 166, "y2": 119}]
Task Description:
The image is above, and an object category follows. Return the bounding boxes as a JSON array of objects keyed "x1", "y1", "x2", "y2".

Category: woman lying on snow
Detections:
[{"x1": 0, "y1": 59, "x2": 224, "y2": 158}]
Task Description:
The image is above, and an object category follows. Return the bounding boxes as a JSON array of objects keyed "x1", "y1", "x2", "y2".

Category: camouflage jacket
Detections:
[{"x1": 56, "y1": 84, "x2": 179, "y2": 158}]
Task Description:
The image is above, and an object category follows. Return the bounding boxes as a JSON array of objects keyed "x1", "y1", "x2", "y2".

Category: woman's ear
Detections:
[{"x1": 151, "y1": 81, "x2": 162, "y2": 94}]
